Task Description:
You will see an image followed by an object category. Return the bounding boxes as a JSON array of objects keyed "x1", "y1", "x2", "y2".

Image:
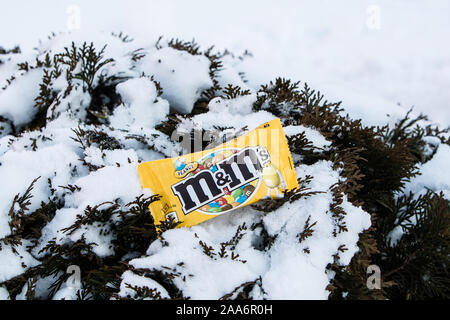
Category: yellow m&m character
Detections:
[
  {"x1": 224, "y1": 195, "x2": 235, "y2": 204},
  {"x1": 262, "y1": 164, "x2": 281, "y2": 188},
  {"x1": 262, "y1": 163, "x2": 286, "y2": 199}
]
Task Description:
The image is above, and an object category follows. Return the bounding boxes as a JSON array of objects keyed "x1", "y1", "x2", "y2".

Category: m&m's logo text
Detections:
[{"x1": 171, "y1": 147, "x2": 269, "y2": 215}]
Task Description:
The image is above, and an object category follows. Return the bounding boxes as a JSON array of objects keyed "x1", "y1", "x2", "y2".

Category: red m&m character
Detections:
[{"x1": 217, "y1": 197, "x2": 228, "y2": 206}]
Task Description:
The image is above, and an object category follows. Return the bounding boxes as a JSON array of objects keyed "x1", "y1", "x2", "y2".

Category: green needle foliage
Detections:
[
  {"x1": 0, "y1": 45, "x2": 20, "y2": 65},
  {"x1": 0, "y1": 39, "x2": 448, "y2": 300}
]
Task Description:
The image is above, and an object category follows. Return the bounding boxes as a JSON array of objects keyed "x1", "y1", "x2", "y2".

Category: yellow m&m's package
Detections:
[{"x1": 137, "y1": 118, "x2": 298, "y2": 229}]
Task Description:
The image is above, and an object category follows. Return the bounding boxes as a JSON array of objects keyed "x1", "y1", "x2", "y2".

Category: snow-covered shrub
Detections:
[{"x1": 0, "y1": 32, "x2": 448, "y2": 300}]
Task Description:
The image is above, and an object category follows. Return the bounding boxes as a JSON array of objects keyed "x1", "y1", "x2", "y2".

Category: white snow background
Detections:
[
  {"x1": 1, "y1": 0, "x2": 449, "y2": 126},
  {"x1": 0, "y1": 0, "x2": 449, "y2": 300}
]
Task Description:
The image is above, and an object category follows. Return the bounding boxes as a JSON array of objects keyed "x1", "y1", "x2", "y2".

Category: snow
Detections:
[
  {"x1": 33, "y1": 163, "x2": 144, "y2": 258},
  {"x1": 216, "y1": 60, "x2": 252, "y2": 95},
  {"x1": 127, "y1": 214, "x2": 268, "y2": 299},
  {"x1": 118, "y1": 270, "x2": 170, "y2": 299},
  {"x1": 387, "y1": 225, "x2": 404, "y2": 247},
  {"x1": 0, "y1": 144, "x2": 80, "y2": 239},
  {"x1": 0, "y1": 241, "x2": 40, "y2": 283},
  {"x1": 284, "y1": 125, "x2": 331, "y2": 150},
  {"x1": 84, "y1": 147, "x2": 139, "y2": 168},
  {"x1": 403, "y1": 144, "x2": 450, "y2": 199},
  {"x1": 112, "y1": 77, "x2": 170, "y2": 129},
  {"x1": 123, "y1": 160, "x2": 371, "y2": 299},
  {"x1": 52, "y1": 286, "x2": 80, "y2": 300},
  {"x1": 0, "y1": 286, "x2": 10, "y2": 300},
  {"x1": 67, "y1": 164, "x2": 142, "y2": 208},
  {"x1": 137, "y1": 47, "x2": 213, "y2": 114},
  {"x1": 323, "y1": 84, "x2": 410, "y2": 128},
  {"x1": 182, "y1": 98, "x2": 276, "y2": 133},
  {"x1": 385, "y1": 143, "x2": 450, "y2": 247},
  {"x1": 2, "y1": 1, "x2": 449, "y2": 126},
  {"x1": 0, "y1": 69, "x2": 42, "y2": 128},
  {"x1": 0, "y1": 2, "x2": 448, "y2": 299}
]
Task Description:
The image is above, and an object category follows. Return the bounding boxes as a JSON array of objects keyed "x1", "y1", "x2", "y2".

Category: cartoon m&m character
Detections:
[
  {"x1": 262, "y1": 163, "x2": 286, "y2": 199},
  {"x1": 174, "y1": 157, "x2": 186, "y2": 171},
  {"x1": 243, "y1": 185, "x2": 255, "y2": 198},
  {"x1": 203, "y1": 157, "x2": 214, "y2": 170}
]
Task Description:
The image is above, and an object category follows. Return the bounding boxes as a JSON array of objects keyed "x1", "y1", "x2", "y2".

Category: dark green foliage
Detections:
[
  {"x1": 125, "y1": 130, "x2": 177, "y2": 158},
  {"x1": 119, "y1": 283, "x2": 165, "y2": 300},
  {"x1": 0, "y1": 46, "x2": 21, "y2": 55},
  {"x1": 42, "y1": 195, "x2": 161, "y2": 299},
  {"x1": 61, "y1": 202, "x2": 120, "y2": 235},
  {"x1": 115, "y1": 195, "x2": 160, "y2": 254},
  {"x1": 220, "y1": 277, "x2": 265, "y2": 300},
  {"x1": 251, "y1": 76, "x2": 449, "y2": 300},
  {"x1": 154, "y1": 215, "x2": 182, "y2": 237},
  {"x1": 37, "y1": 236, "x2": 100, "y2": 298},
  {"x1": 202, "y1": 46, "x2": 225, "y2": 99},
  {"x1": 198, "y1": 240, "x2": 216, "y2": 258},
  {"x1": 0, "y1": 191, "x2": 161, "y2": 300},
  {"x1": 329, "y1": 183, "x2": 349, "y2": 236},
  {"x1": 30, "y1": 42, "x2": 124, "y2": 130},
  {"x1": 1, "y1": 39, "x2": 448, "y2": 301},
  {"x1": 222, "y1": 222, "x2": 247, "y2": 251},
  {"x1": 168, "y1": 38, "x2": 202, "y2": 56},
  {"x1": 0, "y1": 177, "x2": 59, "y2": 251},
  {"x1": 33, "y1": 54, "x2": 63, "y2": 114},
  {"x1": 153, "y1": 40, "x2": 251, "y2": 137},
  {"x1": 18, "y1": 200, "x2": 59, "y2": 245},
  {"x1": 192, "y1": 224, "x2": 248, "y2": 265},
  {"x1": 0, "y1": 45, "x2": 20, "y2": 65},
  {"x1": 374, "y1": 191, "x2": 450, "y2": 299},
  {"x1": 71, "y1": 126, "x2": 122, "y2": 151},
  {"x1": 154, "y1": 114, "x2": 183, "y2": 137},
  {"x1": 254, "y1": 78, "x2": 304, "y2": 116},
  {"x1": 252, "y1": 175, "x2": 324, "y2": 213},
  {"x1": 297, "y1": 215, "x2": 317, "y2": 243},
  {"x1": 8, "y1": 177, "x2": 39, "y2": 236},
  {"x1": 254, "y1": 79, "x2": 342, "y2": 122},
  {"x1": 87, "y1": 79, "x2": 123, "y2": 124},
  {"x1": 221, "y1": 84, "x2": 251, "y2": 99},
  {"x1": 384, "y1": 108, "x2": 450, "y2": 162},
  {"x1": 166, "y1": 37, "x2": 227, "y2": 110},
  {"x1": 125, "y1": 265, "x2": 188, "y2": 299},
  {"x1": 288, "y1": 131, "x2": 321, "y2": 165},
  {"x1": 0, "y1": 115, "x2": 13, "y2": 136},
  {"x1": 59, "y1": 42, "x2": 114, "y2": 93},
  {"x1": 0, "y1": 176, "x2": 62, "y2": 298},
  {"x1": 250, "y1": 221, "x2": 277, "y2": 251},
  {"x1": 70, "y1": 126, "x2": 123, "y2": 171},
  {"x1": 111, "y1": 31, "x2": 134, "y2": 43}
]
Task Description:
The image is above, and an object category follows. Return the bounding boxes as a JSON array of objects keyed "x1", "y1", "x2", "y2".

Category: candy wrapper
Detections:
[{"x1": 137, "y1": 118, "x2": 298, "y2": 229}]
